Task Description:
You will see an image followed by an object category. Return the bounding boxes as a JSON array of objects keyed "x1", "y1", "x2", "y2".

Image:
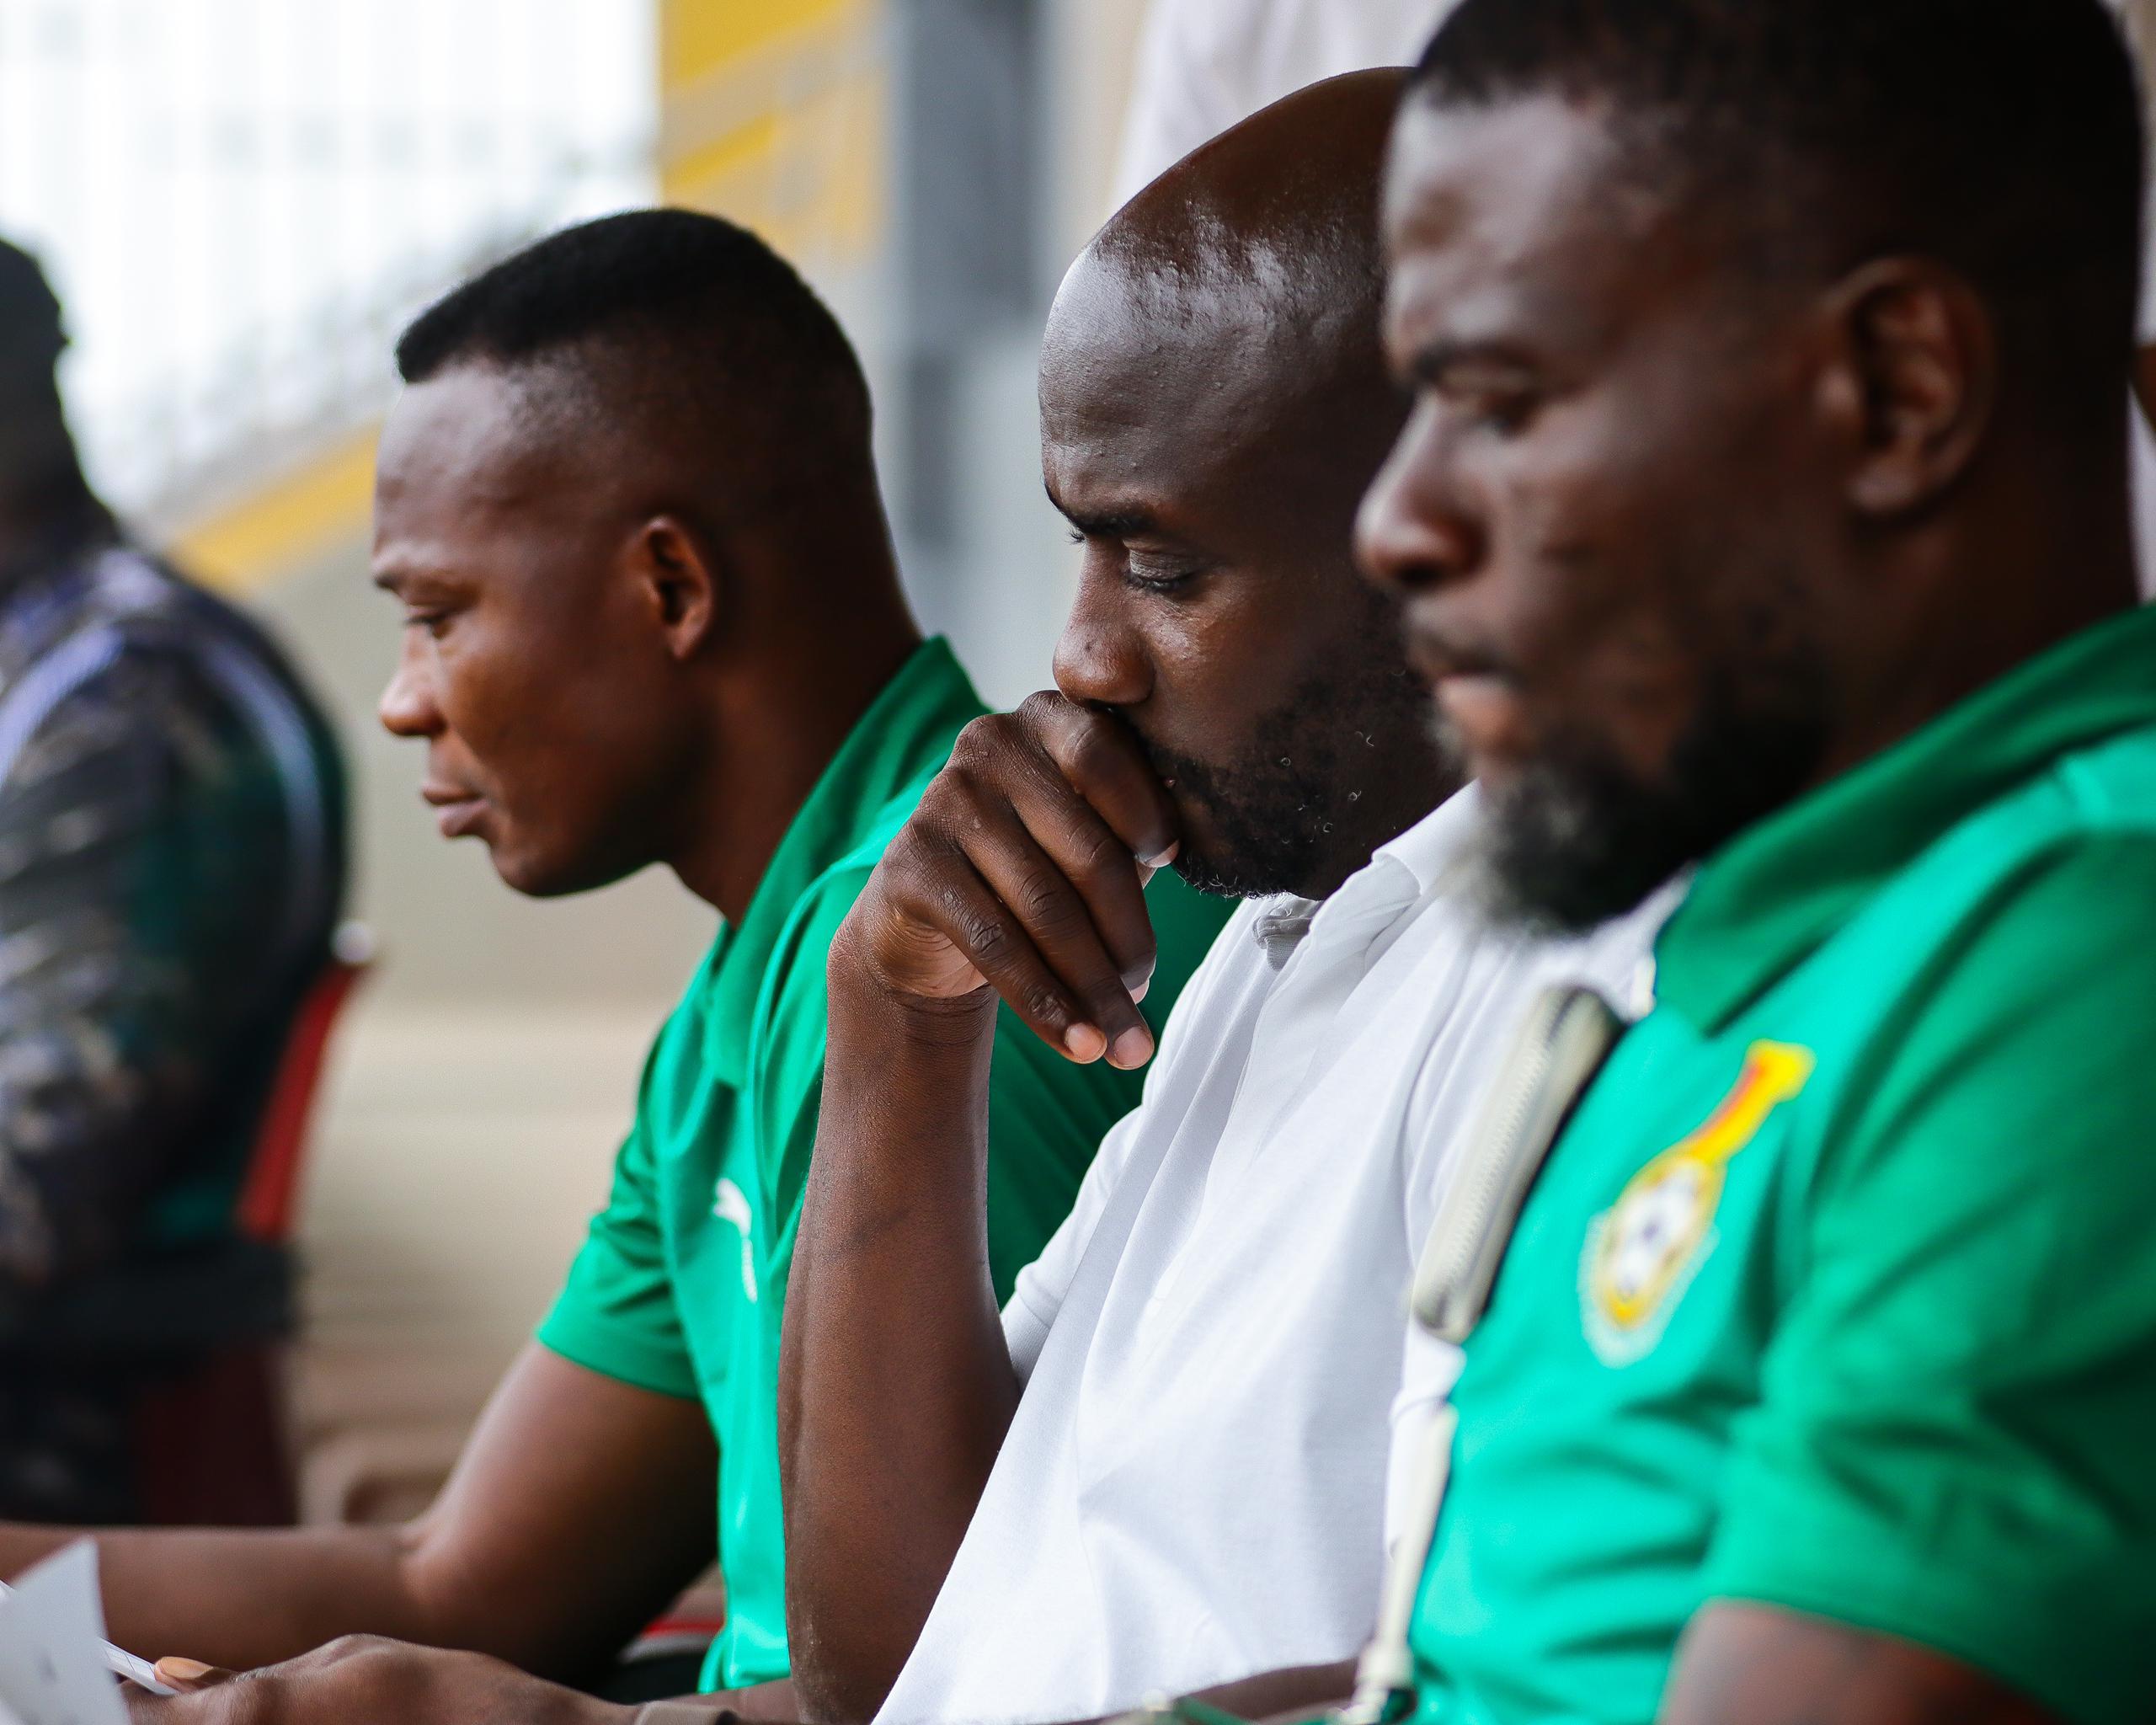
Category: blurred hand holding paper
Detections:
[{"x1": 0, "y1": 1544, "x2": 131, "y2": 1725}]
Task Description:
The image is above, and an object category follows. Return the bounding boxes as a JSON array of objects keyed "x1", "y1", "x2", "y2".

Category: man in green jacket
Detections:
[{"x1": 1358, "y1": 1, "x2": 2156, "y2": 1722}]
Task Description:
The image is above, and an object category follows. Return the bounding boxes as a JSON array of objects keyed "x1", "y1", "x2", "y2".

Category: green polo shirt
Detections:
[
  {"x1": 536, "y1": 638, "x2": 1230, "y2": 1692},
  {"x1": 1408, "y1": 605, "x2": 2156, "y2": 1725}
]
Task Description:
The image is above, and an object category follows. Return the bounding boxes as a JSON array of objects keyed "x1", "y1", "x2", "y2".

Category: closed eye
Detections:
[{"x1": 1123, "y1": 553, "x2": 1201, "y2": 595}]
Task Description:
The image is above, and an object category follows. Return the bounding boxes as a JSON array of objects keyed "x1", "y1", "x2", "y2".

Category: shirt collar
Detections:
[
  {"x1": 1657, "y1": 604, "x2": 2156, "y2": 1033},
  {"x1": 1246, "y1": 785, "x2": 1481, "y2": 968},
  {"x1": 705, "y1": 637, "x2": 984, "y2": 1086},
  {"x1": 1373, "y1": 781, "x2": 1485, "y2": 895}
]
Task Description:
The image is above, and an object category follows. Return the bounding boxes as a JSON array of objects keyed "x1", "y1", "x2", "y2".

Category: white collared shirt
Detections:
[{"x1": 874, "y1": 790, "x2": 1678, "y2": 1725}]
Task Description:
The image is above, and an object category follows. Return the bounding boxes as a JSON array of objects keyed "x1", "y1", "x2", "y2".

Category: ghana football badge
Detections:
[{"x1": 1581, "y1": 1041, "x2": 1812, "y2": 1365}]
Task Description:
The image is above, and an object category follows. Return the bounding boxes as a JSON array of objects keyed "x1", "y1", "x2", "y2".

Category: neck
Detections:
[
  {"x1": 0, "y1": 477, "x2": 109, "y2": 579},
  {"x1": 1815, "y1": 465, "x2": 2139, "y2": 786},
  {"x1": 668, "y1": 536, "x2": 923, "y2": 922}
]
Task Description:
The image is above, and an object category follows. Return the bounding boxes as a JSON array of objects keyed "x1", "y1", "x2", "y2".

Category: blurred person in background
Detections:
[
  {"x1": 0, "y1": 209, "x2": 1230, "y2": 1720},
  {"x1": 0, "y1": 238, "x2": 348, "y2": 1525},
  {"x1": 1113, "y1": 0, "x2": 1459, "y2": 206}
]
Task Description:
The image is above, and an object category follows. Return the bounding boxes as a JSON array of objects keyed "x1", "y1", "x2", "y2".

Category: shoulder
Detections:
[
  {"x1": 0, "y1": 550, "x2": 323, "y2": 762},
  {"x1": 1854, "y1": 727, "x2": 2156, "y2": 1017},
  {"x1": 1805, "y1": 822, "x2": 2156, "y2": 1237}
]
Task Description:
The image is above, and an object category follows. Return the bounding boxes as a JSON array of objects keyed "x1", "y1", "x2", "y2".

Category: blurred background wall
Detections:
[{"x1": 0, "y1": 0, "x2": 1149, "y2": 1519}]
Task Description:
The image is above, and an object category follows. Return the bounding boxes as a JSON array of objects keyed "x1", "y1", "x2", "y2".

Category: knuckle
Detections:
[
  {"x1": 1059, "y1": 713, "x2": 1114, "y2": 781},
  {"x1": 1018, "y1": 981, "x2": 1068, "y2": 1024},
  {"x1": 1015, "y1": 689, "x2": 1068, "y2": 728},
  {"x1": 951, "y1": 713, "x2": 1015, "y2": 769},
  {"x1": 1017, "y1": 870, "x2": 1086, "y2": 935},
  {"x1": 912, "y1": 772, "x2": 966, "y2": 829},
  {"x1": 949, "y1": 898, "x2": 1012, "y2": 968},
  {"x1": 1071, "y1": 826, "x2": 1132, "y2": 889}
]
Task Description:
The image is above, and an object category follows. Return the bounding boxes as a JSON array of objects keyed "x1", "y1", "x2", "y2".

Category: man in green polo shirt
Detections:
[
  {"x1": 0, "y1": 211, "x2": 1230, "y2": 1710},
  {"x1": 1353, "y1": 1, "x2": 2156, "y2": 1722}
]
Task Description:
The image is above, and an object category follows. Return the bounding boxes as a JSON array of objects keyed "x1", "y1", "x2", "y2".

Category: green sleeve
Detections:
[
  {"x1": 982, "y1": 865, "x2": 1230, "y2": 1300},
  {"x1": 1707, "y1": 838, "x2": 2156, "y2": 1725},
  {"x1": 536, "y1": 1025, "x2": 701, "y2": 1402}
]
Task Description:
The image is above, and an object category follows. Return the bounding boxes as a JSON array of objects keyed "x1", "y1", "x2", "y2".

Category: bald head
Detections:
[
  {"x1": 1041, "y1": 69, "x2": 1455, "y2": 903},
  {"x1": 1044, "y1": 69, "x2": 1403, "y2": 490}
]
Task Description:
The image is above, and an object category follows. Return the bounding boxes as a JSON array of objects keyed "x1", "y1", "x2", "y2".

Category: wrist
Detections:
[{"x1": 830, "y1": 949, "x2": 1001, "y2": 1055}]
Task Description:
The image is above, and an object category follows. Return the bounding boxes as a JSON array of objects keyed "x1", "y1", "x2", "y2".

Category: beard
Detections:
[
  {"x1": 1449, "y1": 649, "x2": 1833, "y2": 934},
  {"x1": 1139, "y1": 652, "x2": 1436, "y2": 901}
]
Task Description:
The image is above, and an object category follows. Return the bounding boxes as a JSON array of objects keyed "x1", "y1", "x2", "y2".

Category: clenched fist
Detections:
[{"x1": 836, "y1": 692, "x2": 1181, "y2": 1070}]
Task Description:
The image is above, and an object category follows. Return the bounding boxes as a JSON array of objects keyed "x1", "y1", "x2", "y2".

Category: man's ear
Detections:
[
  {"x1": 1814, "y1": 257, "x2": 1996, "y2": 518},
  {"x1": 628, "y1": 514, "x2": 722, "y2": 660}
]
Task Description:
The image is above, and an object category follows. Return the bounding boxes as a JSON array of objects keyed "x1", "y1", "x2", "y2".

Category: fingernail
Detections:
[
  {"x1": 1110, "y1": 1026, "x2": 1154, "y2": 1068},
  {"x1": 1130, "y1": 976, "x2": 1150, "y2": 1004},
  {"x1": 157, "y1": 1660, "x2": 211, "y2": 1681},
  {"x1": 1064, "y1": 1023, "x2": 1107, "y2": 1062},
  {"x1": 1141, "y1": 841, "x2": 1179, "y2": 869}
]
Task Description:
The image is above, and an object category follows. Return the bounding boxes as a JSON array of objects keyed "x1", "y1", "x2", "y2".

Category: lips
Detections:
[
  {"x1": 1405, "y1": 622, "x2": 1533, "y2": 766},
  {"x1": 420, "y1": 782, "x2": 488, "y2": 838},
  {"x1": 1403, "y1": 623, "x2": 1506, "y2": 690}
]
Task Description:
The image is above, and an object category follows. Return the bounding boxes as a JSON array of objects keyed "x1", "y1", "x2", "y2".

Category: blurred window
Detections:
[{"x1": 0, "y1": 0, "x2": 657, "y2": 524}]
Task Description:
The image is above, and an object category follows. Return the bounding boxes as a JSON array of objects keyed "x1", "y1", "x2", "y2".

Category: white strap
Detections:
[{"x1": 1339, "y1": 985, "x2": 1623, "y2": 1725}]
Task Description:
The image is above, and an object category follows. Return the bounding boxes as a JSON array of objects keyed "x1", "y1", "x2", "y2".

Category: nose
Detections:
[
  {"x1": 1357, "y1": 400, "x2": 1482, "y2": 599},
  {"x1": 1052, "y1": 553, "x2": 1154, "y2": 710},
  {"x1": 377, "y1": 631, "x2": 444, "y2": 740}
]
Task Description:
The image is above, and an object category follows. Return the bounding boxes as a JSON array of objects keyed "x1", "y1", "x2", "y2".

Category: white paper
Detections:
[{"x1": 0, "y1": 1546, "x2": 128, "y2": 1725}]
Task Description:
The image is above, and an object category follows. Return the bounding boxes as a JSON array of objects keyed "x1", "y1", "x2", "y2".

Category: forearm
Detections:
[
  {"x1": 0, "y1": 1521, "x2": 450, "y2": 1673},
  {"x1": 1196, "y1": 1660, "x2": 1357, "y2": 1725},
  {"x1": 780, "y1": 975, "x2": 1019, "y2": 1723},
  {"x1": 1660, "y1": 1605, "x2": 2061, "y2": 1724}
]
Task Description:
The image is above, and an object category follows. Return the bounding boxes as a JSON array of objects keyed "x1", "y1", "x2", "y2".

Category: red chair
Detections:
[
  {"x1": 235, "y1": 927, "x2": 375, "y2": 1246},
  {"x1": 131, "y1": 926, "x2": 375, "y2": 1525}
]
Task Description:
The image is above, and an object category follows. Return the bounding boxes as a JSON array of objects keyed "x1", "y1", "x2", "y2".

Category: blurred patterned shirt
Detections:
[{"x1": 0, "y1": 526, "x2": 345, "y2": 1519}]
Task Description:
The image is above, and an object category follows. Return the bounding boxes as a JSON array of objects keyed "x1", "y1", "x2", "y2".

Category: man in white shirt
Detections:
[
  {"x1": 777, "y1": 72, "x2": 1675, "y2": 1725},
  {"x1": 1114, "y1": 0, "x2": 1458, "y2": 205}
]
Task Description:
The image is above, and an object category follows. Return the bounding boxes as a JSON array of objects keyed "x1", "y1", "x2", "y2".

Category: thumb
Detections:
[{"x1": 152, "y1": 1658, "x2": 237, "y2": 1692}]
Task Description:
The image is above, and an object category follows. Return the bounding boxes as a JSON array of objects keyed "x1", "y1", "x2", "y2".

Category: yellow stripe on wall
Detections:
[
  {"x1": 658, "y1": 0, "x2": 885, "y2": 264},
  {"x1": 170, "y1": 426, "x2": 379, "y2": 595},
  {"x1": 660, "y1": 0, "x2": 857, "y2": 93},
  {"x1": 171, "y1": 1, "x2": 887, "y2": 598}
]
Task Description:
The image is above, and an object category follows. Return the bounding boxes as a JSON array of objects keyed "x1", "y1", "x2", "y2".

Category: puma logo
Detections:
[{"x1": 712, "y1": 1177, "x2": 758, "y2": 1303}]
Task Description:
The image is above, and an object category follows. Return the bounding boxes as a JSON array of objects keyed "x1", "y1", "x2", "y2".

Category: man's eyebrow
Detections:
[
  {"x1": 1046, "y1": 491, "x2": 1163, "y2": 540},
  {"x1": 371, "y1": 563, "x2": 451, "y2": 594}
]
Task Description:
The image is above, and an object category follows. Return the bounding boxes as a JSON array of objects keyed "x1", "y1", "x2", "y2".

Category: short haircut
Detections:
[
  {"x1": 396, "y1": 208, "x2": 873, "y2": 495},
  {"x1": 1412, "y1": 0, "x2": 2145, "y2": 430}
]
